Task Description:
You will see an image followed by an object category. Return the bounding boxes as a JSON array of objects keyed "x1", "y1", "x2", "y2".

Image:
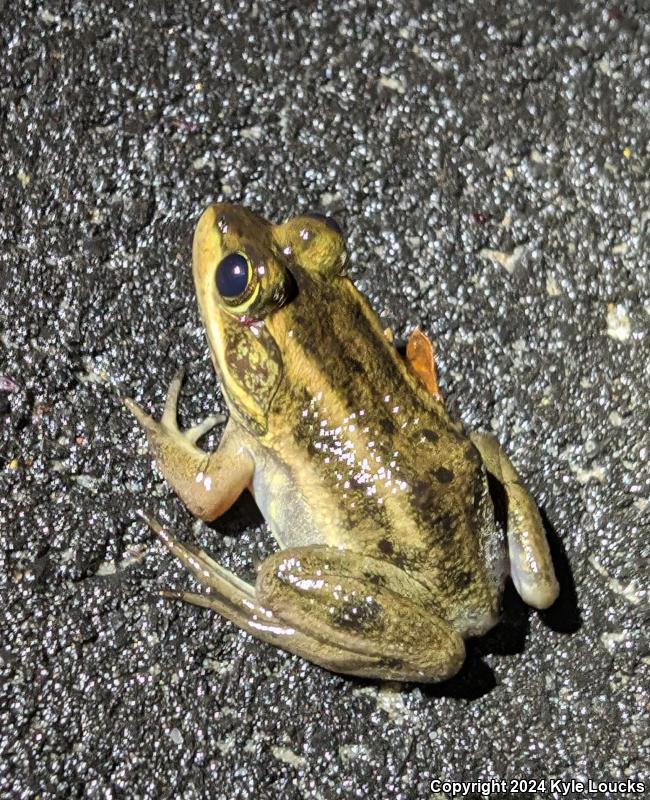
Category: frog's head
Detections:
[{"x1": 192, "y1": 202, "x2": 347, "y2": 433}]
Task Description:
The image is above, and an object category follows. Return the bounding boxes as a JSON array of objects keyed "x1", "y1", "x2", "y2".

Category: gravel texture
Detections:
[{"x1": 1, "y1": 2, "x2": 648, "y2": 798}]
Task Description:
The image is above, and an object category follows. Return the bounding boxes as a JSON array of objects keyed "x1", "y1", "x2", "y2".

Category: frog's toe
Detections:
[
  {"x1": 144, "y1": 513, "x2": 235, "y2": 595},
  {"x1": 145, "y1": 516, "x2": 299, "y2": 640},
  {"x1": 185, "y1": 414, "x2": 226, "y2": 445},
  {"x1": 124, "y1": 395, "x2": 178, "y2": 450},
  {"x1": 123, "y1": 395, "x2": 158, "y2": 433},
  {"x1": 143, "y1": 513, "x2": 254, "y2": 598},
  {"x1": 161, "y1": 367, "x2": 185, "y2": 427},
  {"x1": 123, "y1": 370, "x2": 185, "y2": 435},
  {"x1": 161, "y1": 368, "x2": 225, "y2": 442},
  {"x1": 125, "y1": 369, "x2": 225, "y2": 448}
]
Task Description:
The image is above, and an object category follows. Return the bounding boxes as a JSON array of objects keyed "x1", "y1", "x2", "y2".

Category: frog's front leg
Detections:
[
  {"x1": 470, "y1": 432, "x2": 559, "y2": 609},
  {"x1": 124, "y1": 369, "x2": 254, "y2": 520}
]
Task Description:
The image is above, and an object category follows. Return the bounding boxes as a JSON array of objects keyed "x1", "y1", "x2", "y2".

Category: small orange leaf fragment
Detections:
[{"x1": 406, "y1": 327, "x2": 442, "y2": 400}]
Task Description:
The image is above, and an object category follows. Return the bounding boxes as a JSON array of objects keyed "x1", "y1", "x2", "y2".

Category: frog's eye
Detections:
[
  {"x1": 216, "y1": 252, "x2": 252, "y2": 301},
  {"x1": 303, "y1": 211, "x2": 342, "y2": 235},
  {"x1": 214, "y1": 248, "x2": 292, "y2": 319}
]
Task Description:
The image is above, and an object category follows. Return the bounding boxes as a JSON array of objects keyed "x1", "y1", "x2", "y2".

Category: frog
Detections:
[{"x1": 125, "y1": 202, "x2": 559, "y2": 683}]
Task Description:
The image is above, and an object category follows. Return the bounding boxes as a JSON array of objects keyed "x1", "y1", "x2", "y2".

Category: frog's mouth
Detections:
[
  {"x1": 237, "y1": 314, "x2": 263, "y2": 330},
  {"x1": 236, "y1": 313, "x2": 256, "y2": 326}
]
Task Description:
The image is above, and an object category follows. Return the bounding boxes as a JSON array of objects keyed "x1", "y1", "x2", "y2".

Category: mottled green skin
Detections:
[{"x1": 263, "y1": 266, "x2": 503, "y2": 630}]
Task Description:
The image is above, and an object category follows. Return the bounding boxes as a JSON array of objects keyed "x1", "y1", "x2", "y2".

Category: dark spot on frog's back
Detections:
[
  {"x1": 377, "y1": 538, "x2": 394, "y2": 555},
  {"x1": 450, "y1": 568, "x2": 472, "y2": 591},
  {"x1": 411, "y1": 479, "x2": 434, "y2": 510},
  {"x1": 378, "y1": 416, "x2": 395, "y2": 436},
  {"x1": 420, "y1": 428, "x2": 439, "y2": 444},
  {"x1": 464, "y1": 441, "x2": 482, "y2": 466},
  {"x1": 341, "y1": 352, "x2": 365, "y2": 377},
  {"x1": 390, "y1": 550, "x2": 409, "y2": 570},
  {"x1": 292, "y1": 311, "x2": 310, "y2": 330},
  {"x1": 434, "y1": 466, "x2": 454, "y2": 483},
  {"x1": 362, "y1": 570, "x2": 386, "y2": 589},
  {"x1": 440, "y1": 513, "x2": 456, "y2": 532},
  {"x1": 428, "y1": 512, "x2": 458, "y2": 541}
]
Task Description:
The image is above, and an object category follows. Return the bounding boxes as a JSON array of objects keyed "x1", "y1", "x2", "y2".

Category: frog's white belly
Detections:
[{"x1": 250, "y1": 445, "x2": 329, "y2": 549}]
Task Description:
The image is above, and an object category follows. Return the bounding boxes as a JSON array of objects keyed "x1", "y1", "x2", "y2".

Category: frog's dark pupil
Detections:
[
  {"x1": 304, "y1": 211, "x2": 342, "y2": 235},
  {"x1": 216, "y1": 253, "x2": 249, "y2": 298}
]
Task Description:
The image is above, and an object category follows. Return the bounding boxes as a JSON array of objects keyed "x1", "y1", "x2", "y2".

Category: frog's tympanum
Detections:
[{"x1": 126, "y1": 203, "x2": 559, "y2": 682}]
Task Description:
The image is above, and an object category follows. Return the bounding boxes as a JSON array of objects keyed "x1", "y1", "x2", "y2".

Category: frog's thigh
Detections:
[
  {"x1": 470, "y1": 432, "x2": 559, "y2": 609},
  {"x1": 126, "y1": 371, "x2": 254, "y2": 521},
  {"x1": 256, "y1": 546, "x2": 466, "y2": 682}
]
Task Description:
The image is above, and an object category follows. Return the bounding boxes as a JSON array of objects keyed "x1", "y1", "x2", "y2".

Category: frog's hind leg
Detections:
[
  {"x1": 146, "y1": 517, "x2": 464, "y2": 682},
  {"x1": 470, "y1": 432, "x2": 559, "y2": 609},
  {"x1": 255, "y1": 546, "x2": 466, "y2": 682},
  {"x1": 145, "y1": 516, "x2": 399, "y2": 676}
]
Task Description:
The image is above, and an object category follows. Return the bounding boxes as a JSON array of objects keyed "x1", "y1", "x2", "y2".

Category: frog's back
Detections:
[{"x1": 252, "y1": 268, "x2": 505, "y2": 629}]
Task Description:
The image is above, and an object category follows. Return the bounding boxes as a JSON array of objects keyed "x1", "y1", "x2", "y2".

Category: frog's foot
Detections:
[
  {"x1": 124, "y1": 371, "x2": 254, "y2": 521},
  {"x1": 124, "y1": 368, "x2": 225, "y2": 449},
  {"x1": 145, "y1": 515, "x2": 299, "y2": 641},
  {"x1": 470, "y1": 432, "x2": 559, "y2": 609},
  {"x1": 405, "y1": 328, "x2": 442, "y2": 401},
  {"x1": 146, "y1": 517, "x2": 464, "y2": 682}
]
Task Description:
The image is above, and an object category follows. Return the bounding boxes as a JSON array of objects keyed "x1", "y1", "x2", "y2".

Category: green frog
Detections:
[{"x1": 125, "y1": 203, "x2": 559, "y2": 682}]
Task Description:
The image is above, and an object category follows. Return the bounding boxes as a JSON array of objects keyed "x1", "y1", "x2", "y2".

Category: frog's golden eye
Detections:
[{"x1": 215, "y1": 252, "x2": 256, "y2": 306}]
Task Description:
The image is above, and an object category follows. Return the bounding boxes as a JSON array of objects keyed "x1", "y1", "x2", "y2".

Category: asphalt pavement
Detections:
[{"x1": 1, "y1": 2, "x2": 648, "y2": 798}]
